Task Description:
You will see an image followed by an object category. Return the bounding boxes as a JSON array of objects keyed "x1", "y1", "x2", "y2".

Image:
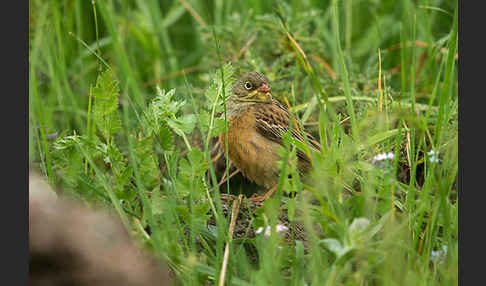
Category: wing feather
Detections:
[{"x1": 253, "y1": 99, "x2": 321, "y2": 164}]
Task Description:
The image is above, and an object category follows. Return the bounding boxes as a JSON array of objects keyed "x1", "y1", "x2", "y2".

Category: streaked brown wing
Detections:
[{"x1": 253, "y1": 99, "x2": 321, "y2": 164}]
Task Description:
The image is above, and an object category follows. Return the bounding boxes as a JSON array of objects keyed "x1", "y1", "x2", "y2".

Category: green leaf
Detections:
[
  {"x1": 220, "y1": 63, "x2": 235, "y2": 99},
  {"x1": 211, "y1": 118, "x2": 226, "y2": 136},
  {"x1": 199, "y1": 112, "x2": 224, "y2": 137},
  {"x1": 348, "y1": 217, "x2": 371, "y2": 242},
  {"x1": 176, "y1": 148, "x2": 208, "y2": 199},
  {"x1": 151, "y1": 187, "x2": 164, "y2": 216},
  {"x1": 53, "y1": 134, "x2": 103, "y2": 160},
  {"x1": 187, "y1": 148, "x2": 208, "y2": 177},
  {"x1": 320, "y1": 238, "x2": 345, "y2": 256},
  {"x1": 168, "y1": 114, "x2": 197, "y2": 135},
  {"x1": 178, "y1": 158, "x2": 191, "y2": 178},
  {"x1": 288, "y1": 197, "x2": 295, "y2": 221},
  {"x1": 158, "y1": 122, "x2": 174, "y2": 151},
  {"x1": 193, "y1": 203, "x2": 211, "y2": 226},
  {"x1": 357, "y1": 129, "x2": 402, "y2": 151},
  {"x1": 134, "y1": 135, "x2": 160, "y2": 189},
  {"x1": 106, "y1": 144, "x2": 133, "y2": 190},
  {"x1": 115, "y1": 187, "x2": 137, "y2": 202},
  {"x1": 178, "y1": 151, "x2": 206, "y2": 179},
  {"x1": 194, "y1": 203, "x2": 210, "y2": 218},
  {"x1": 203, "y1": 84, "x2": 219, "y2": 109},
  {"x1": 368, "y1": 212, "x2": 391, "y2": 238},
  {"x1": 92, "y1": 70, "x2": 122, "y2": 139},
  {"x1": 203, "y1": 63, "x2": 235, "y2": 111},
  {"x1": 176, "y1": 203, "x2": 210, "y2": 227},
  {"x1": 100, "y1": 112, "x2": 122, "y2": 139},
  {"x1": 51, "y1": 135, "x2": 86, "y2": 188},
  {"x1": 199, "y1": 110, "x2": 211, "y2": 134},
  {"x1": 161, "y1": 2, "x2": 187, "y2": 28},
  {"x1": 176, "y1": 205, "x2": 191, "y2": 222},
  {"x1": 154, "y1": 87, "x2": 182, "y2": 116},
  {"x1": 143, "y1": 88, "x2": 182, "y2": 134},
  {"x1": 92, "y1": 70, "x2": 119, "y2": 115},
  {"x1": 52, "y1": 134, "x2": 83, "y2": 150}
]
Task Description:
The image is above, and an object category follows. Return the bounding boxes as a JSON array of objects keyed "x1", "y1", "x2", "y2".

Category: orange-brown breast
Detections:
[{"x1": 219, "y1": 107, "x2": 282, "y2": 188}]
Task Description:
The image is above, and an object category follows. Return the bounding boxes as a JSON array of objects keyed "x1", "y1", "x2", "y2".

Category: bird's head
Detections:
[{"x1": 231, "y1": 72, "x2": 272, "y2": 104}]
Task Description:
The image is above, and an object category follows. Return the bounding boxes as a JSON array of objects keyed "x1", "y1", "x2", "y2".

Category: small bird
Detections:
[{"x1": 219, "y1": 72, "x2": 321, "y2": 202}]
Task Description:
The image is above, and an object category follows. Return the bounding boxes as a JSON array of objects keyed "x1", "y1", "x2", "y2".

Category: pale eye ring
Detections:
[{"x1": 244, "y1": 81, "x2": 252, "y2": 90}]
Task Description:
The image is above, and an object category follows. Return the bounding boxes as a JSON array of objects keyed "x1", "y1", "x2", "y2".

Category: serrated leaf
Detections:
[
  {"x1": 187, "y1": 148, "x2": 208, "y2": 176},
  {"x1": 176, "y1": 148, "x2": 207, "y2": 199},
  {"x1": 194, "y1": 203, "x2": 210, "y2": 218},
  {"x1": 193, "y1": 203, "x2": 211, "y2": 225},
  {"x1": 105, "y1": 143, "x2": 123, "y2": 164},
  {"x1": 168, "y1": 114, "x2": 196, "y2": 135},
  {"x1": 105, "y1": 144, "x2": 132, "y2": 189},
  {"x1": 143, "y1": 88, "x2": 183, "y2": 133},
  {"x1": 92, "y1": 70, "x2": 119, "y2": 116},
  {"x1": 134, "y1": 135, "x2": 160, "y2": 189},
  {"x1": 221, "y1": 63, "x2": 235, "y2": 97},
  {"x1": 176, "y1": 205, "x2": 190, "y2": 222},
  {"x1": 51, "y1": 135, "x2": 86, "y2": 188},
  {"x1": 92, "y1": 70, "x2": 122, "y2": 138},
  {"x1": 204, "y1": 84, "x2": 219, "y2": 108},
  {"x1": 211, "y1": 118, "x2": 226, "y2": 136},
  {"x1": 154, "y1": 87, "x2": 182, "y2": 116},
  {"x1": 144, "y1": 88, "x2": 177, "y2": 132},
  {"x1": 178, "y1": 158, "x2": 191, "y2": 177},
  {"x1": 97, "y1": 111, "x2": 122, "y2": 139},
  {"x1": 53, "y1": 134, "x2": 103, "y2": 160},
  {"x1": 115, "y1": 187, "x2": 137, "y2": 202},
  {"x1": 199, "y1": 112, "x2": 225, "y2": 137},
  {"x1": 158, "y1": 122, "x2": 174, "y2": 151},
  {"x1": 203, "y1": 63, "x2": 235, "y2": 111},
  {"x1": 151, "y1": 187, "x2": 164, "y2": 215},
  {"x1": 53, "y1": 135, "x2": 83, "y2": 150},
  {"x1": 199, "y1": 110, "x2": 211, "y2": 134},
  {"x1": 174, "y1": 179, "x2": 190, "y2": 198}
]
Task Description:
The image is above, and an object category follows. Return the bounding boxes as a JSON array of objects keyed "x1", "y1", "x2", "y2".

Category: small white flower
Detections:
[
  {"x1": 276, "y1": 224, "x2": 289, "y2": 233},
  {"x1": 372, "y1": 152, "x2": 395, "y2": 164},
  {"x1": 256, "y1": 224, "x2": 289, "y2": 237},
  {"x1": 430, "y1": 245, "x2": 448, "y2": 264},
  {"x1": 428, "y1": 150, "x2": 440, "y2": 163}
]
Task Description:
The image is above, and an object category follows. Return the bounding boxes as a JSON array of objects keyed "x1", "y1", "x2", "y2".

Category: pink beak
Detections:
[{"x1": 257, "y1": 84, "x2": 270, "y2": 93}]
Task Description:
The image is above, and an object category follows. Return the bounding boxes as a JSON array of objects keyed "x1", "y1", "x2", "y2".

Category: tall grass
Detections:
[{"x1": 29, "y1": 0, "x2": 458, "y2": 285}]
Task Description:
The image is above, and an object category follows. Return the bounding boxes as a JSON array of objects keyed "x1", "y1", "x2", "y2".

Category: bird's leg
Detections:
[
  {"x1": 248, "y1": 184, "x2": 279, "y2": 202},
  {"x1": 211, "y1": 150, "x2": 223, "y2": 163},
  {"x1": 218, "y1": 168, "x2": 240, "y2": 187}
]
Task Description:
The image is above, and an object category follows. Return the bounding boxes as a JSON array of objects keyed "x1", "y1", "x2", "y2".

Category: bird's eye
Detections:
[{"x1": 244, "y1": 81, "x2": 252, "y2": 90}]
